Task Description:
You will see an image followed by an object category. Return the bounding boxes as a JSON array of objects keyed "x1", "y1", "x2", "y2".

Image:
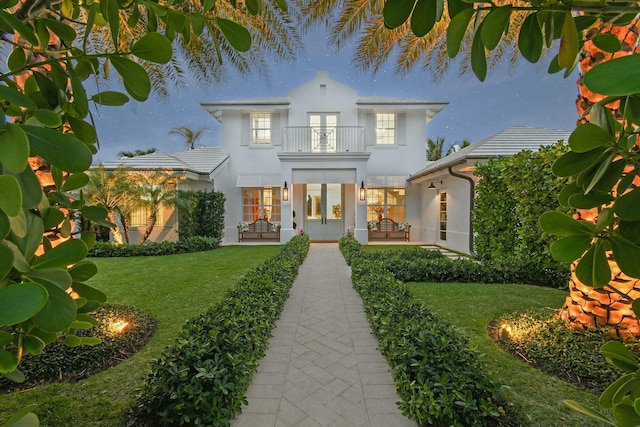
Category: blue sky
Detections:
[{"x1": 91, "y1": 27, "x2": 579, "y2": 163}]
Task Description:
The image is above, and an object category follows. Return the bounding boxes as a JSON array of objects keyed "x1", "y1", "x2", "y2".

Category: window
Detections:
[
  {"x1": 366, "y1": 187, "x2": 405, "y2": 221},
  {"x1": 242, "y1": 188, "x2": 281, "y2": 221},
  {"x1": 130, "y1": 205, "x2": 163, "y2": 227},
  {"x1": 439, "y1": 191, "x2": 447, "y2": 241},
  {"x1": 251, "y1": 113, "x2": 271, "y2": 145},
  {"x1": 375, "y1": 113, "x2": 395, "y2": 145}
]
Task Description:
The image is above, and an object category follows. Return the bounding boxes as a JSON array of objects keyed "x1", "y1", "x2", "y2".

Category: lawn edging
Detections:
[
  {"x1": 131, "y1": 235, "x2": 310, "y2": 426},
  {"x1": 340, "y1": 236, "x2": 506, "y2": 426}
]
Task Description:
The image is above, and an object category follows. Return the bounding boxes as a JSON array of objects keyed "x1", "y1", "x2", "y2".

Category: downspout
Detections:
[{"x1": 447, "y1": 165, "x2": 477, "y2": 258}]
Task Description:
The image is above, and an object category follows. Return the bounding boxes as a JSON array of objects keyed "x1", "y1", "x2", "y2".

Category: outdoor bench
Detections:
[
  {"x1": 238, "y1": 218, "x2": 281, "y2": 242},
  {"x1": 368, "y1": 218, "x2": 411, "y2": 241}
]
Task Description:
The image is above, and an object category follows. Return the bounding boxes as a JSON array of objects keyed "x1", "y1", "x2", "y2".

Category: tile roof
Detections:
[
  {"x1": 99, "y1": 147, "x2": 230, "y2": 176},
  {"x1": 410, "y1": 126, "x2": 571, "y2": 181}
]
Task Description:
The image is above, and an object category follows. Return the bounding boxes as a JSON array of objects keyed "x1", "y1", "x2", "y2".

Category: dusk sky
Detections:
[{"x1": 91, "y1": 26, "x2": 580, "y2": 163}]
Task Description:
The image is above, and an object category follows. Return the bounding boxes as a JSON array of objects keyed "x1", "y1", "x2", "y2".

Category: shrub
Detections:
[
  {"x1": 132, "y1": 235, "x2": 310, "y2": 427},
  {"x1": 495, "y1": 308, "x2": 640, "y2": 395},
  {"x1": 0, "y1": 304, "x2": 156, "y2": 393},
  {"x1": 341, "y1": 237, "x2": 504, "y2": 426},
  {"x1": 87, "y1": 236, "x2": 220, "y2": 257},
  {"x1": 177, "y1": 190, "x2": 226, "y2": 240}
]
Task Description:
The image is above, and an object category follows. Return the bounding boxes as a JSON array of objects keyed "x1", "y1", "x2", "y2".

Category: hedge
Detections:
[
  {"x1": 341, "y1": 237, "x2": 504, "y2": 426},
  {"x1": 131, "y1": 235, "x2": 310, "y2": 427},
  {"x1": 87, "y1": 236, "x2": 220, "y2": 257},
  {"x1": 178, "y1": 190, "x2": 226, "y2": 240}
]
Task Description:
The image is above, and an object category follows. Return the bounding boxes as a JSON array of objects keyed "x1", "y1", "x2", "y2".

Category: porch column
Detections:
[{"x1": 280, "y1": 169, "x2": 293, "y2": 244}]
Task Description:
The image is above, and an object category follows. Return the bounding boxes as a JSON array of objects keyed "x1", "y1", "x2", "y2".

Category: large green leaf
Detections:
[
  {"x1": 61, "y1": 173, "x2": 89, "y2": 192},
  {"x1": 0, "y1": 242, "x2": 13, "y2": 280},
  {"x1": 131, "y1": 32, "x2": 172, "y2": 64},
  {"x1": 564, "y1": 400, "x2": 615, "y2": 426},
  {"x1": 583, "y1": 55, "x2": 640, "y2": 96},
  {"x1": 109, "y1": 57, "x2": 151, "y2": 102},
  {"x1": 480, "y1": 6, "x2": 512, "y2": 50},
  {"x1": 615, "y1": 188, "x2": 640, "y2": 221},
  {"x1": 0, "y1": 282, "x2": 48, "y2": 326},
  {"x1": 217, "y1": 18, "x2": 251, "y2": 52},
  {"x1": 610, "y1": 235, "x2": 640, "y2": 278},
  {"x1": 470, "y1": 29, "x2": 487, "y2": 82},
  {"x1": 8, "y1": 165, "x2": 42, "y2": 209},
  {"x1": 68, "y1": 260, "x2": 98, "y2": 282},
  {"x1": 575, "y1": 241, "x2": 611, "y2": 287},
  {"x1": 8, "y1": 209, "x2": 27, "y2": 240},
  {"x1": 592, "y1": 33, "x2": 622, "y2": 53},
  {"x1": 0, "y1": 404, "x2": 39, "y2": 427},
  {"x1": 0, "y1": 175, "x2": 22, "y2": 217},
  {"x1": 41, "y1": 17, "x2": 76, "y2": 45},
  {"x1": 567, "y1": 191, "x2": 613, "y2": 209},
  {"x1": 601, "y1": 373, "x2": 635, "y2": 409},
  {"x1": 0, "y1": 210, "x2": 9, "y2": 239},
  {"x1": 447, "y1": 8, "x2": 474, "y2": 58},
  {"x1": 619, "y1": 220, "x2": 640, "y2": 244},
  {"x1": 11, "y1": 210, "x2": 43, "y2": 261},
  {"x1": 68, "y1": 66, "x2": 89, "y2": 119},
  {"x1": 551, "y1": 147, "x2": 606, "y2": 177},
  {"x1": 21, "y1": 125, "x2": 93, "y2": 173},
  {"x1": 539, "y1": 211, "x2": 593, "y2": 236},
  {"x1": 614, "y1": 403, "x2": 640, "y2": 427},
  {"x1": 90, "y1": 91, "x2": 129, "y2": 106},
  {"x1": 569, "y1": 123, "x2": 614, "y2": 153},
  {"x1": 411, "y1": 0, "x2": 439, "y2": 37},
  {"x1": 41, "y1": 207, "x2": 64, "y2": 230},
  {"x1": 34, "y1": 109, "x2": 62, "y2": 128},
  {"x1": 0, "y1": 124, "x2": 28, "y2": 174},
  {"x1": 383, "y1": 0, "x2": 415, "y2": 29},
  {"x1": 0, "y1": 10, "x2": 39, "y2": 46},
  {"x1": 72, "y1": 282, "x2": 107, "y2": 304},
  {"x1": 32, "y1": 238, "x2": 88, "y2": 270},
  {"x1": 558, "y1": 11, "x2": 579, "y2": 68},
  {"x1": 67, "y1": 116, "x2": 97, "y2": 145},
  {"x1": 0, "y1": 350, "x2": 18, "y2": 374},
  {"x1": 32, "y1": 279, "x2": 77, "y2": 332},
  {"x1": 550, "y1": 235, "x2": 592, "y2": 263},
  {"x1": 519, "y1": 13, "x2": 543, "y2": 63},
  {"x1": 0, "y1": 85, "x2": 37, "y2": 111},
  {"x1": 26, "y1": 269, "x2": 73, "y2": 290}
]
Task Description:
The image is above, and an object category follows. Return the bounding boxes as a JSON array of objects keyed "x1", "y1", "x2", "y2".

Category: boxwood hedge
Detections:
[
  {"x1": 131, "y1": 235, "x2": 309, "y2": 427},
  {"x1": 340, "y1": 237, "x2": 505, "y2": 426},
  {"x1": 87, "y1": 236, "x2": 220, "y2": 257}
]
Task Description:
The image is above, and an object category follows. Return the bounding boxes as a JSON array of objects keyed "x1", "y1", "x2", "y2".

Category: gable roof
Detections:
[
  {"x1": 409, "y1": 126, "x2": 571, "y2": 181},
  {"x1": 99, "y1": 147, "x2": 230, "y2": 177}
]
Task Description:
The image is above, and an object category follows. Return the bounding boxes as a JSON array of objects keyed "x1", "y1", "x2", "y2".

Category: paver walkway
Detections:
[{"x1": 232, "y1": 243, "x2": 417, "y2": 427}]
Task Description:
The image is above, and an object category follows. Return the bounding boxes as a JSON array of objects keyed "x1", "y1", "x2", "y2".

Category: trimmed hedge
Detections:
[
  {"x1": 87, "y1": 236, "x2": 220, "y2": 257},
  {"x1": 341, "y1": 237, "x2": 504, "y2": 426},
  {"x1": 132, "y1": 235, "x2": 310, "y2": 427},
  {"x1": 340, "y1": 239, "x2": 567, "y2": 288},
  {"x1": 177, "y1": 190, "x2": 226, "y2": 240}
]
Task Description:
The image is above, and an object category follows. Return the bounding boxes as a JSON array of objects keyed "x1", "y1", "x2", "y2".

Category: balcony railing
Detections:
[{"x1": 283, "y1": 126, "x2": 365, "y2": 153}]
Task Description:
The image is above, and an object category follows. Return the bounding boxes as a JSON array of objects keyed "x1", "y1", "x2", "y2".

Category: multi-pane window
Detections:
[
  {"x1": 439, "y1": 191, "x2": 447, "y2": 240},
  {"x1": 375, "y1": 113, "x2": 396, "y2": 145},
  {"x1": 242, "y1": 188, "x2": 281, "y2": 221},
  {"x1": 366, "y1": 188, "x2": 405, "y2": 221},
  {"x1": 130, "y1": 206, "x2": 163, "y2": 227},
  {"x1": 251, "y1": 113, "x2": 271, "y2": 145}
]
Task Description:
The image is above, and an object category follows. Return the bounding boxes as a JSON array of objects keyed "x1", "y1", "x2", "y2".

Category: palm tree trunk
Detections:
[
  {"x1": 558, "y1": 18, "x2": 640, "y2": 340},
  {"x1": 107, "y1": 210, "x2": 124, "y2": 244},
  {"x1": 119, "y1": 211, "x2": 130, "y2": 244},
  {"x1": 139, "y1": 214, "x2": 156, "y2": 244}
]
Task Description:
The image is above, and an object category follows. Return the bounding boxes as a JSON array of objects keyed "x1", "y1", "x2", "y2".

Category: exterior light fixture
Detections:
[
  {"x1": 359, "y1": 181, "x2": 366, "y2": 202},
  {"x1": 283, "y1": 181, "x2": 289, "y2": 201},
  {"x1": 428, "y1": 182, "x2": 436, "y2": 189}
]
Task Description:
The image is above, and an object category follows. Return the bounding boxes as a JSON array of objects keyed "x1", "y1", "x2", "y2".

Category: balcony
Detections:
[{"x1": 283, "y1": 126, "x2": 365, "y2": 153}]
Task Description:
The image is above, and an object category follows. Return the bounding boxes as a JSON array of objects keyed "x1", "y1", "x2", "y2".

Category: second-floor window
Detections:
[
  {"x1": 376, "y1": 113, "x2": 395, "y2": 145},
  {"x1": 251, "y1": 113, "x2": 271, "y2": 145}
]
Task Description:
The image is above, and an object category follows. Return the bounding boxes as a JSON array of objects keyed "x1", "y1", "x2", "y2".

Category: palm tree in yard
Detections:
[
  {"x1": 85, "y1": 167, "x2": 132, "y2": 244},
  {"x1": 426, "y1": 137, "x2": 445, "y2": 161},
  {"x1": 131, "y1": 170, "x2": 189, "y2": 244},
  {"x1": 169, "y1": 126, "x2": 206, "y2": 150}
]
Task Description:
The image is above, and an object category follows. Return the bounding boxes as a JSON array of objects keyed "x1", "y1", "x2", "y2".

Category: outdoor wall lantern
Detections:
[
  {"x1": 428, "y1": 182, "x2": 436, "y2": 189},
  {"x1": 359, "y1": 181, "x2": 366, "y2": 202},
  {"x1": 283, "y1": 181, "x2": 289, "y2": 202}
]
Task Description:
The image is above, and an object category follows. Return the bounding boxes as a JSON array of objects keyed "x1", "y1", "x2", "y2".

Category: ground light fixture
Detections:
[
  {"x1": 283, "y1": 181, "x2": 289, "y2": 201},
  {"x1": 359, "y1": 181, "x2": 366, "y2": 201}
]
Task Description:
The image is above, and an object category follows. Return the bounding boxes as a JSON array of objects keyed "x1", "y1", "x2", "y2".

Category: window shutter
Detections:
[
  {"x1": 366, "y1": 113, "x2": 375, "y2": 146},
  {"x1": 396, "y1": 113, "x2": 406, "y2": 145},
  {"x1": 241, "y1": 113, "x2": 250, "y2": 146},
  {"x1": 271, "y1": 113, "x2": 281, "y2": 146}
]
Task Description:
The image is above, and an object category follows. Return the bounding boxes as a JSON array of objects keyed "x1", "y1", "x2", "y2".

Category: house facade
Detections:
[{"x1": 201, "y1": 71, "x2": 447, "y2": 244}]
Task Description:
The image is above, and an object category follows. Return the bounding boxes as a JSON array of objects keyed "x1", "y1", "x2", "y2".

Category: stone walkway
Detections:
[{"x1": 232, "y1": 243, "x2": 417, "y2": 427}]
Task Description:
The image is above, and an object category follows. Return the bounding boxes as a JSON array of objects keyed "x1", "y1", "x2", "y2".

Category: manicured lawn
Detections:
[
  {"x1": 407, "y1": 282, "x2": 605, "y2": 427},
  {"x1": 0, "y1": 246, "x2": 281, "y2": 427}
]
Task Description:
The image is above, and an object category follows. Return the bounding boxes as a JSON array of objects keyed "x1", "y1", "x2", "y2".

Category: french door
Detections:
[
  {"x1": 309, "y1": 113, "x2": 338, "y2": 152},
  {"x1": 304, "y1": 183, "x2": 344, "y2": 241}
]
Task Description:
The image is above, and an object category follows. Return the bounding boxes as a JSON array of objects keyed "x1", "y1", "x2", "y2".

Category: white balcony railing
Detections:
[{"x1": 283, "y1": 126, "x2": 365, "y2": 153}]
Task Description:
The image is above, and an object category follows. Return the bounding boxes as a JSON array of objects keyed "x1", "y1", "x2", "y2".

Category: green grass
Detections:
[
  {"x1": 406, "y1": 282, "x2": 605, "y2": 427},
  {"x1": 0, "y1": 246, "x2": 281, "y2": 427}
]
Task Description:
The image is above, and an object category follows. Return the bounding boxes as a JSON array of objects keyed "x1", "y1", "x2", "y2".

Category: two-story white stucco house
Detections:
[{"x1": 101, "y1": 72, "x2": 570, "y2": 255}]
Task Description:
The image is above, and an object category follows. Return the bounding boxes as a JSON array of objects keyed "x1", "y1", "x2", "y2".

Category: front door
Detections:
[
  {"x1": 309, "y1": 113, "x2": 338, "y2": 153},
  {"x1": 304, "y1": 183, "x2": 344, "y2": 241}
]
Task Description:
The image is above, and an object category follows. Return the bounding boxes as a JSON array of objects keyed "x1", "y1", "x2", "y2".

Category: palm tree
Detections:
[
  {"x1": 130, "y1": 170, "x2": 189, "y2": 244},
  {"x1": 446, "y1": 139, "x2": 471, "y2": 155},
  {"x1": 426, "y1": 137, "x2": 445, "y2": 161},
  {"x1": 118, "y1": 148, "x2": 157, "y2": 158},
  {"x1": 169, "y1": 126, "x2": 206, "y2": 150},
  {"x1": 85, "y1": 166, "x2": 132, "y2": 244}
]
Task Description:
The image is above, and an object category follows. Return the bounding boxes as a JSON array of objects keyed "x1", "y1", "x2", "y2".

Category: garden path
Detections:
[{"x1": 232, "y1": 243, "x2": 417, "y2": 427}]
